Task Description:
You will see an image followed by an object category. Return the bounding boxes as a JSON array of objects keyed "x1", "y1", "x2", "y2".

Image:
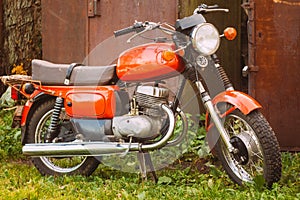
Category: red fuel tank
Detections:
[{"x1": 116, "y1": 43, "x2": 185, "y2": 82}]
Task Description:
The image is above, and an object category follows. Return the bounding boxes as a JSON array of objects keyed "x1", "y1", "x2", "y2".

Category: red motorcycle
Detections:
[{"x1": 1, "y1": 4, "x2": 281, "y2": 186}]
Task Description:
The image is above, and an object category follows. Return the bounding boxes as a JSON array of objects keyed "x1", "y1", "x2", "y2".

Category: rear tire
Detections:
[
  {"x1": 25, "y1": 99, "x2": 100, "y2": 176},
  {"x1": 215, "y1": 109, "x2": 281, "y2": 186}
]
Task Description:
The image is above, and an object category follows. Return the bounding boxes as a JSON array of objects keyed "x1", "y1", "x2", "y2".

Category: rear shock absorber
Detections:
[
  {"x1": 45, "y1": 97, "x2": 64, "y2": 143},
  {"x1": 211, "y1": 54, "x2": 234, "y2": 90}
]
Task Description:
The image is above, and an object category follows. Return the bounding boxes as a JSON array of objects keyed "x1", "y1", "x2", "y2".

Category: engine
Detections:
[
  {"x1": 112, "y1": 85, "x2": 169, "y2": 140},
  {"x1": 135, "y1": 86, "x2": 169, "y2": 117}
]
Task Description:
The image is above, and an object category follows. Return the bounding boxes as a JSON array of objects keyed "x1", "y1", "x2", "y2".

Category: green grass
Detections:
[
  {"x1": 0, "y1": 153, "x2": 299, "y2": 200},
  {"x1": 0, "y1": 110, "x2": 299, "y2": 199},
  {"x1": 0, "y1": 110, "x2": 23, "y2": 160}
]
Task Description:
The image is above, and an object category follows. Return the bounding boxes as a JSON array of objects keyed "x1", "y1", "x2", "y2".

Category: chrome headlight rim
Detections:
[{"x1": 191, "y1": 23, "x2": 220, "y2": 56}]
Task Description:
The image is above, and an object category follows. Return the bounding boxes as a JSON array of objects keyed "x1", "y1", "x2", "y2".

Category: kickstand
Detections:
[{"x1": 137, "y1": 152, "x2": 158, "y2": 183}]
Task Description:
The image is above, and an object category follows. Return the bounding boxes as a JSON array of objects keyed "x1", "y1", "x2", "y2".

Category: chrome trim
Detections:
[
  {"x1": 205, "y1": 100, "x2": 235, "y2": 152},
  {"x1": 22, "y1": 104, "x2": 175, "y2": 156},
  {"x1": 138, "y1": 104, "x2": 175, "y2": 150},
  {"x1": 191, "y1": 23, "x2": 220, "y2": 56},
  {"x1": 23, "y1": 141, "x2": 140, "y2": 157},
  {"x1": 166, "y1": 107, "x2": 188, "y2": 147},
  {"x1": 136, "y1": 86, "x2": 169, "y2": 98}
]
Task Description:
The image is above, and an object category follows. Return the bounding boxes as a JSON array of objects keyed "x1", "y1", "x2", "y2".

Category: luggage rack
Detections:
[{"x1": 0, "y1": 75, "x2": 42, "y2": 98}]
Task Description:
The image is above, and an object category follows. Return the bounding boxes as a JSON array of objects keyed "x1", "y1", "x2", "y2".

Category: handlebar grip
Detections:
[
  {"x1": 114, "y1": 26, "x2": 135, "y2": 37},
  {"x1": 207, "y1": 4, "x2": 219, "y2": 9}
]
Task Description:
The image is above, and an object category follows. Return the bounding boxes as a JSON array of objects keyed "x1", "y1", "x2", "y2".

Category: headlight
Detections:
[{"x1": 191, "y1": 23, "x2": 220, "y2": 56}]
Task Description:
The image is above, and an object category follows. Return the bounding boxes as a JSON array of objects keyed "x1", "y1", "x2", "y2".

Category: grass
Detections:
[
  {"x1": 0, "y1": 153, "x2": 299, "y2": 200},
  {"x1": 0, "y1": 110, "x2": 299, "y2": 199}
]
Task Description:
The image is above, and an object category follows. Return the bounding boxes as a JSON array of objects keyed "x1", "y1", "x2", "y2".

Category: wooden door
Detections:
[{"x1": 179, "y1": 0, "x2": 244, "y2": 90}]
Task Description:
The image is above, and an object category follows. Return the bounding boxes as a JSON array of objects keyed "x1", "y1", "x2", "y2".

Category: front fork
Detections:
[{"x1": 195, "y1": 81, "x2": 236, "y2": 153}]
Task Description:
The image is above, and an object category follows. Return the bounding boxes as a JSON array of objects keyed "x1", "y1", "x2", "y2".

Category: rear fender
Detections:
[
  {"x1": 205, "y1": 90, "x2": 262, "y2": 131},
  {"x1": 20, "y1": 93, "x2": 55, "y2": 144}
]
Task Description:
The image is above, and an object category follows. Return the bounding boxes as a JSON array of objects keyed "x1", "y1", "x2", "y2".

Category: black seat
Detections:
[{"x1": 32, "y1": 59, "x2": 116, "y2": 86}]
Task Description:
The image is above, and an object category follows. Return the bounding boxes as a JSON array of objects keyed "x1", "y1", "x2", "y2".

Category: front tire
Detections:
[
  {"x1": 215, "y1": 109, "x2": 281, "y2": 186},
  {"x1": 25, "y1": 99, "x2": 100, "y2": 176}
]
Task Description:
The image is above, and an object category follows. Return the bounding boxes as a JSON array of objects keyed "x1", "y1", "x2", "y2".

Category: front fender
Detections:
[
  {"x1": 205, "y1": 90, "x2": 262, "y2": 131},
  {"x1": 212, "y1": 90, "x2": 262, "y2": 115}
]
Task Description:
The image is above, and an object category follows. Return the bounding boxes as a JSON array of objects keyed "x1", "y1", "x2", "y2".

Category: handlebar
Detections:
[
  {"x1": 205, "y1": 4, "x2": 219, "y2": 9},
  {"x1": 114, "y1": 21, "x2": 145, "y2": 37},
  {"x1": 114, "y1": 4, "x2": 228, "y2": 37},
  {"x1": 194, "y1": 4, "x2": 229, "y2": 14},
  {"x1": 114, "y1": 26, "x2": 136, "y2": 37},
  {"x1": 114, "y1": 21, "x2": 177, "y2": 43}
]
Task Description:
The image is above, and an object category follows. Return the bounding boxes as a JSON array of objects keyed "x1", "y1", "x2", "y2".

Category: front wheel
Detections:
[
  {"x1": 25, "y1": 99, "x2": 100, "y2": 176},
  {"x1": 215, "y1": 109, "x2": 281, "y2": 186}
]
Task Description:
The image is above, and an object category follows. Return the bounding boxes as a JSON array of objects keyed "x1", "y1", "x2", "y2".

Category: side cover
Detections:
[{"x1": 64, "y1": 86, "x2": 117, "y2": 118}]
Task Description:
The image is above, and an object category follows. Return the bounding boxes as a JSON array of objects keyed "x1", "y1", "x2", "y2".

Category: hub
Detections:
[
  {"x1": 230, "y1": 131, "x2": 259, "y2": 165},
  {"x1": 230, "y1": 136, "x2": 249, "y2": 165}
]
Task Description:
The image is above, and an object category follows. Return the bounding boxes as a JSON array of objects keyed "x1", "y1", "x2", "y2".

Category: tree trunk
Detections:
[
  {"x1": 0, "y1": 0, "x2": 4, "y2": 76},
  {"x1": 0, "y1": 0, "x2": 42, "y2": 94},
  {"x1": 1, "y1": 0, "x2": 42, "y2": 74}
]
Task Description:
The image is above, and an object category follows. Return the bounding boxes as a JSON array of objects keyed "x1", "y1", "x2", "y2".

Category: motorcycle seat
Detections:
[{"x1": 32, "y1": 59, "x2": 116, "y2": 86}]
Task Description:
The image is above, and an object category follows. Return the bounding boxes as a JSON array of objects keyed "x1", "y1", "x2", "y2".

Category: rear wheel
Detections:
[
  {"x1": 215, "y1": 109, "x2": 281, "y2": 186},
  {"x1": 25, "y1": 99, "x2": 100, "y2": 176}
]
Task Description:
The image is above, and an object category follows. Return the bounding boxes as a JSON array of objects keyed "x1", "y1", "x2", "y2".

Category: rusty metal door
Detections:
[
  {"x1": 42, "y1": 0, "x2": 178, "y2": 63},
  {"x1": 87, "y1": 0, "x2": 178, "y2": 64},
  {"x1": 246, "y1": 0, "x2": 300, "y2": 151},
  {"x1": 42, "y1": 0, "x2": 88, "y2": 63}
]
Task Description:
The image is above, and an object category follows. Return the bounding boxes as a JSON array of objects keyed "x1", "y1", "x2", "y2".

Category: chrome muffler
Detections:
[
  {"x1": 22, "y1": 104, "x2": 175, "y2": 157},
  {"x1": 22, "y1": 141, "x2": 140, "y2": 157}
]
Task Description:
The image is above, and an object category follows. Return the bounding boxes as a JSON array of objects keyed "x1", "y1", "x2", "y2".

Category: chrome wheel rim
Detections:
[
  {"x1": 35, "y1": 109, "x2": 87, "y2": 173},
  {"x1": 221, "y1": 114, "x2": 264, "y2": 182}
]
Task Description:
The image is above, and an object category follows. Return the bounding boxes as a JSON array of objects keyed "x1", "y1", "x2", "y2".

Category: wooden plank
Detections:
[{"x1": 179, "y1": 0, "x2": 243, "y2": 90}]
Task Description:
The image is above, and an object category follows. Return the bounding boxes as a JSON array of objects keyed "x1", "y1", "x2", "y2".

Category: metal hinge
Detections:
[
  {"x1": 241, "y1": 1, "x2": 255, "y2": 20},
  {"x1": 88, "y1": 0, "x2": 101, "y2": 17}
]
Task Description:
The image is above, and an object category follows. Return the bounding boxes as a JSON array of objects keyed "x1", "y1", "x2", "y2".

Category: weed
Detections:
[{"x1": 0, "y1": 110, "x2": 23, "y2": 161}]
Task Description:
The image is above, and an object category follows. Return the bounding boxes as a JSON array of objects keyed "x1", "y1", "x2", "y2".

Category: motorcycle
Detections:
[{"x1": 1, "y1": 4, "x2": 281, "y2": 186}]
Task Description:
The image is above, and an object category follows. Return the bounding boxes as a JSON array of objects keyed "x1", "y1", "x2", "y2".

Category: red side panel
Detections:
[{"x1": 64, "y1": 86, "x2": 117, "y2": 118}]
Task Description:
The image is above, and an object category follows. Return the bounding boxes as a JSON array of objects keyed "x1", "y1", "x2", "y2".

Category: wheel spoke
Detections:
[
  {"x1": 36, "y1": 109, "x2": 87, "y2": 173},
  {"x1": 221, "y1": 113, "x2": 266, "y2": 183},
  {"x1": 250, "y1": 149, "x2": 264, "y2": 160}
]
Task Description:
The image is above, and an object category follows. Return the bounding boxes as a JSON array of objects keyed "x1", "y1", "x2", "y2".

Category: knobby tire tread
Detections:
[{"x1": 216, "y1": 109, "x2": 281, "y2": 186}]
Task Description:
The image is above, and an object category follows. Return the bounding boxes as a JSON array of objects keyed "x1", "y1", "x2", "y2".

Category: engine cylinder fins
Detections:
[
  {"x1": 136, "y1": 86, "x2": 169, "y2": 117},
  {"x1": 136, "y1": 86, "x2": 169, "y2": 98}
]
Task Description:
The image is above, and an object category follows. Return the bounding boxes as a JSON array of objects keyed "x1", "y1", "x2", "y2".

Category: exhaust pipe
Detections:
[
  {"x1": 23, "y1": 104, "x2": 175, "y2": 157},
  {"x1": 23, "y1": 142, "x2": 140, "y2": 157}
]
